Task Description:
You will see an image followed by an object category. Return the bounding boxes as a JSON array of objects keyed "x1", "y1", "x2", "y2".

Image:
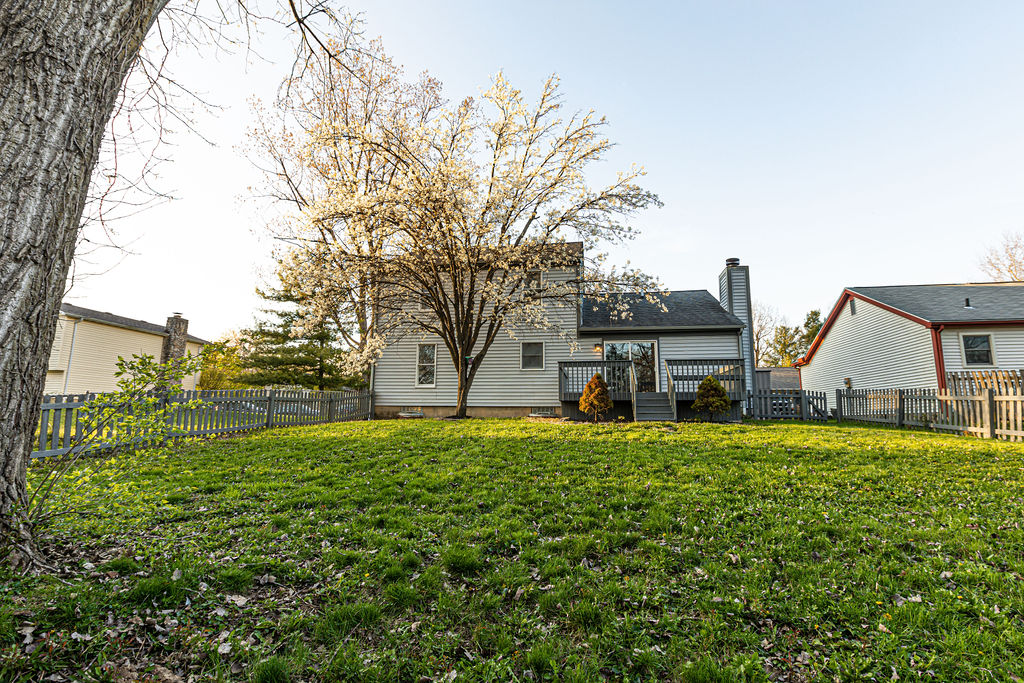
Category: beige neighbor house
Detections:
[
  {"x1": 795, "y1": 283, "x2": 1024, "y2": 408},
  {"x1": 45, "y1": 304, "x2": 209, "y2": 395}
]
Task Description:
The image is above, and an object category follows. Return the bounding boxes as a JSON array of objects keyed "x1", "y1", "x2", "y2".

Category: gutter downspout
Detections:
[
  {"x1": 930, "y1": 324, "x2": 947, "y2": 392},
  {"x1": 62, "y1": 317, "x2": 81, "y2": 393}
]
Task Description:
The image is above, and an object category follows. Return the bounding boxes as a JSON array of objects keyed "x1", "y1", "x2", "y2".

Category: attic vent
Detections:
[{"x1": 964, "y1": 298, "x2": 974, "y2": 309}]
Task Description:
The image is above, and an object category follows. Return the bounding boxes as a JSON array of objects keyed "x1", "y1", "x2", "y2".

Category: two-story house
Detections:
[{"x1": 371, "y1": 256, "x2": 755, "y2": 421}]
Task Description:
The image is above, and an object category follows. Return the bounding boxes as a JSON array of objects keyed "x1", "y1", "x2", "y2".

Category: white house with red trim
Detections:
[{"x1": 795, "y1": 283, "x2": 1024, "y2": 407}]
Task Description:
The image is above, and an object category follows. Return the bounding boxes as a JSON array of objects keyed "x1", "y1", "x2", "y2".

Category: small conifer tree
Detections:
[
  {"x1": 579, "y1": 372, "x2": 613, "y2": 422},
  {"x1": 692, "y1": 375, "x2": 731, "y2": 421}
]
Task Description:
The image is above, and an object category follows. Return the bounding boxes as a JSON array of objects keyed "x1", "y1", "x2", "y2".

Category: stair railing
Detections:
[
  {"x1": 629, "y1": 363, "x2": 638, "y2": 421},
  {"x1": 664, "y1": 359, "x2": 677, "y2": 421}
]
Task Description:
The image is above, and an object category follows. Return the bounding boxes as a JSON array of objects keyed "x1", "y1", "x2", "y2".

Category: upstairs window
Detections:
[
  {"x1": 849, "y1": 299, "x2": 857, "y2": 315},
  {"x1": 520, "y1": 342, "x2": 544, "y2": 370},
  {"x1": 525, "y1": 270, "x2": 543, "y2": 293},
  {"x1": 416, "y1": 344, "x2": 436, "y2": 386},
  {"x1": 962, "y1": 334, "x2": 994, "y2": 366}
]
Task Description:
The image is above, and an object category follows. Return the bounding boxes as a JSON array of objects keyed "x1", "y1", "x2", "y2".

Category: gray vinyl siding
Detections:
[
  {"x1": 373, "y1": 328, "x2": 581, "y2": 408},
  {"x1": 799, "y1": 298, "x2": 937, "y2": 408},
  {"x1": 374, "y1": 266, "x2": 748, "y2": 409},
  {"x1": 377, "y1": 329, "x2": 744, "y2": 408},
  {"x1": 940, "y1": 325, "x2": 1024, "y2": 372},
  {"x1": 373, "y1": 268, "x2": 581, "y2": 408},
  {"x1": 656, "y1": 333, "x2": 742, "y2": 391}
]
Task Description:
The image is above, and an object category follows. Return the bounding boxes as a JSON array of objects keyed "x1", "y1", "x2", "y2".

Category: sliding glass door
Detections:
[{"x1": 604, "y1": 341, "x2": 658, "y2": 392}]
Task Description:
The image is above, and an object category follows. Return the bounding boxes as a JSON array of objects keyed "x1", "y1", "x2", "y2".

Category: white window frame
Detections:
[
  {"x1": 959, "y1": 332, "x2": 997, "y2": 368},
  {"x1": 524, "y1": 269, "x2": 544, "y2": 295},
  {"x1": 414, "y1": 343, "x2": 437, "y2": 388},
  {"x1": 520, "y1": 341, "x2": 545, "y2": 371}
]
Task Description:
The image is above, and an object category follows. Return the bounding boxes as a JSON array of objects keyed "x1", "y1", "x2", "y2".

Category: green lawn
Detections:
[{"x1": 3, "y1": 419, "x2": 1024, "y2": 682}]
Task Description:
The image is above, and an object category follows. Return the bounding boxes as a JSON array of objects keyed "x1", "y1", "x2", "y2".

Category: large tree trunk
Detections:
[{"x1": 0, "y1": 0, "x2": 165, "y2": 567}]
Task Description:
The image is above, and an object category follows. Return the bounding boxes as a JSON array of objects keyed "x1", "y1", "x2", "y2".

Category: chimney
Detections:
[
  {"x1": 161, "y1": 312, "x2": 189, "y2": 367},
  {"x1": 719, "y1": 258, "x2": 755, "y2": 395}
]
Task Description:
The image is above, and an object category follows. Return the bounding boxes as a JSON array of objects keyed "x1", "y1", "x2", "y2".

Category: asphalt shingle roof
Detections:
[
  {"x1": 60, "y1": 303, "x2": 210, "y2": 344},
  {"x1": 849, "y1": 283, "x2": 1024, "y2": 323},
  {"x1": 580, "y1": 290, "x2": 743, "y2": 330}
]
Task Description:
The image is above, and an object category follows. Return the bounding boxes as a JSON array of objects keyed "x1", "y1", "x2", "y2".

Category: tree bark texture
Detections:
[{"x1": 0, "y1": 0, "x2": 165, "y2": 564}]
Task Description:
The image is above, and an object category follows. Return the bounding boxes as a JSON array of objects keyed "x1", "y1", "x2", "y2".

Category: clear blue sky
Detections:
[{"x1": 69, "y1": 1, "x2": 1024, "y2": 339}]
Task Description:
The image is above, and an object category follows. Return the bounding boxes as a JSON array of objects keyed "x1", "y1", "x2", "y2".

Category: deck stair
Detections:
[{"x1": 634, "y1": 391, "x2": 675, "y2": 422}]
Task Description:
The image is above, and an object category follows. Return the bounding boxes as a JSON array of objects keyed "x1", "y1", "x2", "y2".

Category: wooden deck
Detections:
[{"x1": 559, "y1": 358, "x2": 747, "y2": 420}]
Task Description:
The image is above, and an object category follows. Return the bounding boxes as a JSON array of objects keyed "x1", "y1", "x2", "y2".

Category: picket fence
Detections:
[
  {"x1": 33, "y1": 388, "x2": 372, "y2": 459},
  {"x1": 836, "y1": 387, "x2": 1024, "y2": 441},
  {"x1": 946, "y1": 369, "x2": 1024, "y2": 396}
]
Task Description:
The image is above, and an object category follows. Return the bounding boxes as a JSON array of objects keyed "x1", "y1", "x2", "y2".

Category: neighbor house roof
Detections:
[
  {"x1": 60, "y1": 303, "x2": 210, "y2": 345},
  {"x1": 579, "y1": 290, "x2": 744, "y2": 332},
  {"x1": 846, "y1": 283, "x2": 1024, "y2": 324},
  {"x1": 794, "y1": 282, "x2": 1024, "y2": 368}
]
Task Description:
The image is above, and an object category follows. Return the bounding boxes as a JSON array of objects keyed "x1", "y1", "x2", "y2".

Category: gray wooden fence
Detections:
[
  {"x1": 749, "y1": 389, "x2": 829, "y2": 421},
  {"x1": 836, "y1": 387, "x2": 1024, "y2": 441},
  {"x1": 33, "y1": 388, "x2": 372, "y2": 459}
]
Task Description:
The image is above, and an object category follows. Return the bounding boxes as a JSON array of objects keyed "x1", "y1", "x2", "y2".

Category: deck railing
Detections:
[
  {"x1": 559, "y1": 357, "x2": 747, "y2": 405},
  {"x1": 629, "y1": 364, "x2": 638, "y2": 421},
  {"x1": 664, "y1": 359, "x2": 677, "y2": 421},
  {"x1": 558, "y1": 360, "x2": 633, "y2": 402},
  {"x1": 664, "y1": 358, "x2": 746, "y2": 400}
]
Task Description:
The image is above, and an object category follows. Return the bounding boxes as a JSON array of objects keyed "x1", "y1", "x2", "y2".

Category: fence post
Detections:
[
  {"x1": 835, "y1": 389, "x2": 843, "y2": 423},
  {"x1": 895, "y1": 389, "x2": 905, "y2": 428},
  {"x1": 982, "y1": 388, "x2": 996, "y2": 439},
  {"x1": 799, "y1": 390, "x2": 809, "y2": 421},
  {"x1": 368, "y1": 391, "x2": 375, "y2": 421},
  {"x1": 265, "y1": 390, "x2": 276, "y2": 429},
  {"x1": 327, "y1": 397, "x2": 336, "y2": 423}
]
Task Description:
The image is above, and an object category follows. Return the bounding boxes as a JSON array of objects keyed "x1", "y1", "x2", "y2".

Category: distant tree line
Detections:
[{"x1": 752, "y1": 304, "x2": 822, "y2": 368}]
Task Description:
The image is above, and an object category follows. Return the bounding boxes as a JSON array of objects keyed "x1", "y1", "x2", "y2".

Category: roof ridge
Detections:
[
  {"x1": 851, "y1": 282, "x2": 1024, "y2": 289},
  {"x1": 60, "y1": 302, "x2": 210, "y2": 345}
]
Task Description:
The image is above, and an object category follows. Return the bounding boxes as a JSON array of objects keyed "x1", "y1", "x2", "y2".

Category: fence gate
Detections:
[{"x1": 750, "y1": 389, "x2": 828, "y2": 421}]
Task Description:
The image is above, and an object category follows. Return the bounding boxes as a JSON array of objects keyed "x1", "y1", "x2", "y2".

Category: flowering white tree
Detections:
[
  {"x1": 250, "y1": 39, "x2": 444, "y2": 379},
  {"x1": 265, "y1": 47, "x2": 662, "y2": 416},
  {"x1": 980, "y1": 231, "x2": 1024, "y2": 282}
]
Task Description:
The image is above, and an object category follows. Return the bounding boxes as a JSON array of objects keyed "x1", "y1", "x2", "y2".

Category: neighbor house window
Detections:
[
  {"x1": 962, "y1": 334, "x2": 994, "y2": 366},
  {"x1": 416, "y1": 344, "x2": 436, "y2": 386},
  {"x1": 521, "y1": 342, "x2": 544, "y2": 370}
]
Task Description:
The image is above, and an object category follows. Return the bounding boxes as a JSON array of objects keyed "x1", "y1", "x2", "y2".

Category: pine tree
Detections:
[
  {"x1": 237, "y1": 288, "x2": 359, "y2": 391},
  {"x1": 764, "y1": 325, "x2": 802, "y2": 367},
  {"x1": 692, "y1": 375, "x2": 731, "y2": 421},
  {"x1": 579, "y1": 373, "x2": 613, "y2": 422},
  {"x1": 799, "y1": 309, "x2": 823, "y2": 354}
]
